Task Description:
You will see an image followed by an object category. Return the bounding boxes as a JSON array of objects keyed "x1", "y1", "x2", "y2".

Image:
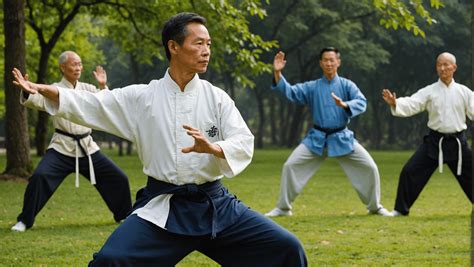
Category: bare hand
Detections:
[
  {"x1": 93, "y1": 65, "x2": 107, "y2": 89},
  {"x1": 181, "y1": 124, "x2": 224, "y2": 158},
  {"x1": 12, "y1": 68, "x2": 38, "y2": 94},
  {"x1": 273, "y1": 51, "x2": 287, "y2": 72},
  {"x1": 331, "y1": 92, "x2": 348, "y2": 109},
  {"x1": 382, "y1": 89, "x2": 396, "y2": 108}
]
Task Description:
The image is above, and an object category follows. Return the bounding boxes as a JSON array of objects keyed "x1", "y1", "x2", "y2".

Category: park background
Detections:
[{"x1": 0, "y1": 0, "x2": 472, "y2": 266}]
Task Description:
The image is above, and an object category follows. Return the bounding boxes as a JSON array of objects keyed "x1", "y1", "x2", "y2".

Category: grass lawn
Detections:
[{"x1": 0, "y1": 149, "x2": 471, "y2": 266}]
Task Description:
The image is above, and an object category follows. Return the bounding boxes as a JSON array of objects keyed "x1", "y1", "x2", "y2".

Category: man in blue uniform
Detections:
[{"x1": 266, "y1": 47, "x2": 391, "y2": 217}]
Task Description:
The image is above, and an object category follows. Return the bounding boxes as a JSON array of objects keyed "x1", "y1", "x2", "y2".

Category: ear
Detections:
[
  {"x1": 59, "y1": 64, "x2": 65, "y2": 74},
  {"x1": 168, "y1": 40, "x2": 179, "y2": 57}
]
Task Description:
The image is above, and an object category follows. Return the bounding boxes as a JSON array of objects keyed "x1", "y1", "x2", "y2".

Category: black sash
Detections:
[
  {"x1": 54, "y1": 128, "x2": 91, "y2": 156},
  {"x1": 313, "y1": 124, "x2": 347, "y2": 135},
  {"x1": 425, "y1": 130, "x2": 467, "y2": 161}
]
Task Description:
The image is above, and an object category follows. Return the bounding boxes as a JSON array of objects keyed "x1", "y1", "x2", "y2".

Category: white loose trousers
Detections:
[{"x1": 276, "y1": 142, "x2": 382, "y2": 212}]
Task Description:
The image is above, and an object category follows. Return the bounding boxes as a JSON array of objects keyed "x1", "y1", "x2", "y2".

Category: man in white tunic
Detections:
[
  {"x1": 12, "y1": 13, "x2": 307, "y2": 266},
  {"x1": 11, "y1": 51, "x2": 132, "y2": 232},
  {"x1": 382, "y1": 52, "x2": 473, "y2": 216}
]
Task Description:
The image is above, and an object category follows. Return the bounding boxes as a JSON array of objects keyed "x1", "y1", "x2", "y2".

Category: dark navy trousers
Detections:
[
  {"x1": 17, "y1": 149, "x2": 132, "y2": 228},
  {"x1": 394, "y1": 135, "x2": 472, "y2": 215},
  {"x1": 89, "y1": 212, "x2": 307, "y2": 266}
]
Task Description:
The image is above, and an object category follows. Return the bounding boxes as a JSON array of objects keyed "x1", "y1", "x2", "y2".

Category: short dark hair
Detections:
[
  {"x1": 319, "y1": 47, "x2": 340, "y2": 60},
  {"x1": 162, "y1": 12, "x2": 207, "y2": 61}
]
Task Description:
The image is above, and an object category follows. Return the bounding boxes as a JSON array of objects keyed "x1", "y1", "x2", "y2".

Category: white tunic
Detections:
[
  {"x1": 391, "y1": 79, "x2": 474, "y2": 175},
  {"x1": 44, "y1": 70, "x2": 254, "y2": 229},
  {"x1": 21, "y1": 77, "x2": 102, "y2": 187},
  {"x1": 391, "y1": 79, "x2": 474, "y2": 133}
]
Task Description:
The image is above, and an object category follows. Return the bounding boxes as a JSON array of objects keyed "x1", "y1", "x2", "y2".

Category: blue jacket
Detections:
[{"x1": 272, "y1": 74, "x2": 366, "y2": 157}]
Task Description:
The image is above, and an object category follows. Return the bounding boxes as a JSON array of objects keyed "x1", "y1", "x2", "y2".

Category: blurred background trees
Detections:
[{"x1": 1, "y1": 0, "x2": 471, "y2": 178}]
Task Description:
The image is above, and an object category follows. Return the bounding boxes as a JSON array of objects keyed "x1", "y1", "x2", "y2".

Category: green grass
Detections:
[{"x1": 0, "y1": 149, "x2": 471, "y2": 266}]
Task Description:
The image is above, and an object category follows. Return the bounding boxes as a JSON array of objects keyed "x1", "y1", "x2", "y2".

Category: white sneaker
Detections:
[
  {"x1": 369, "y1": 208, "x2": 393, "y2": 217},
  {"x1": 376, "y1": 208, "x2": 393, "y2": 217},
  {"x1": 391, "y1": 210, "x2": 404, "y2": 217},
  {"x1": 11, "y1": 221, "x2": 26, "y2": 232},
  {"x1": 264, "y1": 208, "x2": 293, "y2": 217}
]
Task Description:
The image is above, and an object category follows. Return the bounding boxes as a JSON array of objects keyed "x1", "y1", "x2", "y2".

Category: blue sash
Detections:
[{"x1": 132, "y1": 178, "x2": 249, "y2": 238}]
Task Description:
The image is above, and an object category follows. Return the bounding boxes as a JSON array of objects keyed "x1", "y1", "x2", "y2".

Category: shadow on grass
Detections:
[{"x1": 3, "y1": 220, "x2": 120, "y2": 233}]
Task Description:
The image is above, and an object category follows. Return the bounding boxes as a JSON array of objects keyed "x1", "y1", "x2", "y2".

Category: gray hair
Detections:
[
  {"x1": 437, "y1": 52, "x2": 456, "y2": 64},
  {"x1": 58, "y1": 51, "x2": 75, "y2": 65}
]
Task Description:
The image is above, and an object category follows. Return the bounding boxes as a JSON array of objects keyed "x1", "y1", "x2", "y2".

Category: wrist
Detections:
[
  {"x1": 212, "y1": 144, "x2": 225, "y2": 159},
  {"x1": 273, "y1": 71, "x2": 282, "y2": 85}
]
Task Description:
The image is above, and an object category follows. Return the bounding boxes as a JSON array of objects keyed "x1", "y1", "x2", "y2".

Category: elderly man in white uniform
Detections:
[
  {"x1": 12, "y1": 12, "x2": 307, "y2": 267},
  {"x1": 11, "y1": 51, "x2": 132, "y2": 232},
  {"x1": 382, "y1": 52, "x2": 473, "y2": 216}
]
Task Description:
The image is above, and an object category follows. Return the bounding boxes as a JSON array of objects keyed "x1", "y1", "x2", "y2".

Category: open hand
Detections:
[
  {"x1": 93, "y1": 65, "x2": 107, "y2": 88},
  {"x1": 273, "y1": 51, "x2": 287, "y2": 72},
  {"x1": 12, "y1": 68, "x2": 38, "y2": 94},
  {"x1": 382, "y1": 89, "x2": 396, "y2": 108},
  {"x1": 331, "y1": 92, "x2": 348, "y2": 109}
]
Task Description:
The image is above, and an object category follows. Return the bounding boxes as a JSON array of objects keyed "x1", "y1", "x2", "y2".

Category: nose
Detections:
[{"x1": 202, "y1": 46, "x2": 210, "y2": 56}]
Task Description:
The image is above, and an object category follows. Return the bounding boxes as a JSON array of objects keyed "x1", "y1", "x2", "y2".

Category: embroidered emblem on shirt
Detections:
[{"x1": 207, "y1": 126, "x2": 218, "y2": 137}]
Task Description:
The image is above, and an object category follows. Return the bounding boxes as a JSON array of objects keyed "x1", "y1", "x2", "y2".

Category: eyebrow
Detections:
[{"x1": 195, "y1": 38, "x2": 211, "y2": 42}]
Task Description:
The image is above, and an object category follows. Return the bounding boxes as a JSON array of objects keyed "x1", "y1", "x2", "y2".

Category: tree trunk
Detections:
[
  {"x1": 269, "y1": 95, "x2": 277, "y2": 144},
  {"x1": 279, "y1": 99, "x2": 289, "y2": 146},
  {"x1": 35, "y1": 111, "x2": 49, "y2": 156},
  {"x1": 286, "y1": 105, "x2": 305, "y2": 147},
  {"x1": 34, "y1": 48, "x2": 53, "y2": 156},
  {"x1": 118, "y1": 139, "x2": 123, "y2": 156},
  {"x1": 2, "y1": 0, "x2": 32, "y2": 179},
  {"x1": 126, "y1": 141, "x2": 133, "y2": 155}
]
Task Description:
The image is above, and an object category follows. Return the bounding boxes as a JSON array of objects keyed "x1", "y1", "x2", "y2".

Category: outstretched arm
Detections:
[
  {"x1": 12, "y1": 68, "x2": 59, "y2": 103},
  {"x1": 93, "y1": 65, "x2": 107, "y2": 89},
  {"x1": 382, "y1": 89, "x2": 397, "y2": 108},
  {"x1": 181, "y1": 124, "x2": 225, "y2": 159}
]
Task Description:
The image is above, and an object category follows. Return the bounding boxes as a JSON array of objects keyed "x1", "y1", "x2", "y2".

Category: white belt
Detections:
[
  {"x1": 438, "y1": 136, "x2": 462, "y2": 175},
  {"x1": 74, "y1": 140, "x2": 96, "y2": 188}
]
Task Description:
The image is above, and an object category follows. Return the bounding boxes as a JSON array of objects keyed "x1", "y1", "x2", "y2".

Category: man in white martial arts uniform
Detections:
[
  {"x1": 265, "y1": 48, "x2": 391, "y2": 217},
  {"x1": 11, "y1": 51, "x2": 132, "y2": 232},
  {"x1": 12, "y1": 12, "x2": 307, "y2": 267},
  {"x1": 382, "y1": 52, "x2": 473, "y2": 216}
]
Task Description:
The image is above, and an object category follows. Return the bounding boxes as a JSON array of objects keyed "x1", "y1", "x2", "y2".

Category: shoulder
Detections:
[
  {"x1": 453, "y1": 82, "x2": 473, "y2": 96},
  {"x1": 201, "y1": 79, "x2": 228, "y2": 94},
  {"x1": 77, "y1": 81, "x2": 99, "y2": 92},
  {"x1": 120, "y1": 82, "x2": 152, "y2": 91},
  {"x1": 199, "y1": 79, "x2": 233, "y2": 102},
  {"x1": 420, "y1": 82, "x2": 438, "y2": 92},
  {"x1": 454, "y1": 82, "x2": 471, "y2": 91},
  {"x1": 339, "y1": 76, "x2": 355, "y2": 84},
  {"x1": 338, "y1": 77, "x2": 358, "y2": 89}
]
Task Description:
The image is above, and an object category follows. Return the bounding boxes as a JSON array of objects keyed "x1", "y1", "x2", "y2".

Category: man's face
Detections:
[
  {"x1": 60, "y1": 52, "x2": 83, "y2": 83},
  {"x1": 319, "y1": 51, "x2": 340, "y2": 77},
  {"x1": 436, "y1": 56, "x2": 456, "y2": 83},
  {"x1": 173, "y1": 22, "x2": 211, "y2": 73}
]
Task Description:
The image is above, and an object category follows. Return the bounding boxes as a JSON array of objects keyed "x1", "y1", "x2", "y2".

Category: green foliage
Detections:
[
  {"x1": 373, "y1": 0, "x2": 444, "y2": 38},
  {"x1": 94, "y1": 0, "x2": 278, "y2": 88},
  {"x1": 0, "y1": 150, "x2": 470, "y2": 265},
  {"x1": 24, "y1": 13, "x2": 106, "y2": 84}
]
